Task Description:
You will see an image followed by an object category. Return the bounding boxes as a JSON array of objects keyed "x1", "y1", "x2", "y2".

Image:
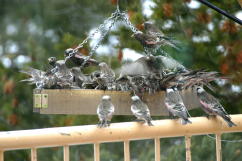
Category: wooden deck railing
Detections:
[{"x1": 0, "y1": 114, "x2": 242, "y2": 161}]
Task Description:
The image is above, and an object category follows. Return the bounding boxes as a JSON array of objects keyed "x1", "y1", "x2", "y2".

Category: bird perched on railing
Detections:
[
  {"x1": 97, "y1": 95, "x2": 115, "y2": 128},
  {"x1": 193, "y1": 86, "x2": 236, "y2": 127},
  {"x1": 131, "y1": 95, "x2": 153, "y2": 126},
  {"x1": 164, "y1": 88, "x2": 192, "y2": 125}
]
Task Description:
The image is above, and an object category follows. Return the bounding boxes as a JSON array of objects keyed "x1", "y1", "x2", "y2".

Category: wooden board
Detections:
[{"x1": 33, "y1": 89, "x2": 201, "y2": 116}]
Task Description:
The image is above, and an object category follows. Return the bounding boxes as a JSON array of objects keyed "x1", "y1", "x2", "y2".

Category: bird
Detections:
[
  {"x1": 47, "y1": 56, "x2": 72, "y2": 80},
  {"x1": 99, "y1": 62, "x2": 115, "y2": 79},
  {"x1": 119, "y1": 56, "x2": 163, "y2": 78},
  {"x1": 156, "y1": 55, "x2": 186, "y2": 73},
  {"x1": 97, "y1": 95, "x2": 115, "y2": 128},
  {"x1": 143, "y1": 21, "x2": 180, "y2": 50},
  {"x1": 132, "y1": 31, "x2": 161, "y2": 49},
  {"x1": 20, "y1": 67, "x2": 59, "y2": 89},
  {"x1": 64, "y1": 48, "x2": 99, "y2": 68},
  {"x1": 99, "y1": 62, "x2": 116, "y2": 90},
  {"x1": 159, "y1": 68, "x2": 221, "y2": 91},
  {"x1": 131, "y1": 95, "x2": 153, "y2": 126},
  {"x1": 194, "y1": 86, "x2": 236, "y2": 127},
  {"x1": 70, "y1": 67, "x2": 92, "y2": 88},
  {"x1": 164, "y1": 88, "x2": 192, "y2": 125}
]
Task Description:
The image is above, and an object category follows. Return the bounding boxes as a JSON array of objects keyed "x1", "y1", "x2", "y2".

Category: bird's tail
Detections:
[
  {"x1": 20, "y1": 78, "x2": 35, "y2": 84},
  {"x1": 222, "y1": 115, "x2": 237, "y2": 127},
  {"x1": 161, "y1": 36, "x2": 181, "y2": 50},
  {"x1": 181, "y1": 118, "x2": 192, "y2": 125}
]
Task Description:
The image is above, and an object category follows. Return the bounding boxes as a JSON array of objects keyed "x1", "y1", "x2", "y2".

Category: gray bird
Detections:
[
  {"x1": 119, "y1": 56, "x2": 163, "y2": 78},
  {"x1": 64, "y1": 48, "x2": 99, "y2": 68},
  {"x1": 20, "y1": 67, "x2": 59, "y2": 89},
  {"x1": 156, "y1": 55, "x2": 186, "y2": 72},
  {"x1": 131, "y1": 95, "x2": 153, "y2": 126},
  {"x1": 47, "y1": 57, "x2": 72, "y2": 79},
  {"x1": 164, "y1": 88, "x2": 192, "y2": 125},
  {"x1": 97, "y1": 95, "x2": 115, "y2": 128},
  {"x1": 70, "y1": 67, "x2": 90, "y2": 88},
  {"x1": 143, "y1": 21, "x2": 180, "y2": 50},
  {"x1": 99, "y1": 62, "x2": 115, "y2": 79},
  {"x1": 194, "y1": 86, "x2": 236, "y2": 127},
  {"x1": 99, "y1": 62, "x2": 116, "y2": 90}
]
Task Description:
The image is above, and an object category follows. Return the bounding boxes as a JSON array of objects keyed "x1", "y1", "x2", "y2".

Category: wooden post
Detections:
[
  {"x1": 124, "y1": 140, "x2": 130, "y2": 161},
  {"x1": 216, "y1": 134, "x2": 222, "y2": 161},
  {"x1": 94, "y1": 143, "x2": 100, "y2": 161},
  {"x1": 63, "y1": 146, "x2": 69, "y2": 161},
  {"x1": 31, "y1": 148, "x2": 37, "y2": 161},
  {"x1": 185, "y1": 136, "x2": 192, "y2": 161},
  {"x1": 154, "y1": 138, "x2": 160, "y2": 161},
  {"x1": 0, "y1": 150, "x2": 3, "y2": 161}
]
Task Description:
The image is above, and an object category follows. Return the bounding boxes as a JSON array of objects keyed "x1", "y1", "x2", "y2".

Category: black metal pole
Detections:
[{"x1": 197, "y1": 0, "x2": 242, "y2": 25}]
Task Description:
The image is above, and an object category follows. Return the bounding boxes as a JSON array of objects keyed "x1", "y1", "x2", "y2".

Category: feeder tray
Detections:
[{"x1": 33, "y1": 89, "x2": 200, "y2": 116}]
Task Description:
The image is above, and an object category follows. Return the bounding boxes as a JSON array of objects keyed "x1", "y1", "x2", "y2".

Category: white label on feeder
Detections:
[
  {"x1": 42, "y1": 94, "x2": 48, "y2": 108},
  {"x1": 34, "y1": 94, "x2": 42, "y2": 108}
]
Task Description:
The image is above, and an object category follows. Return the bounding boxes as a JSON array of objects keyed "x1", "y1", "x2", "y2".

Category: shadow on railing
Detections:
[{"x1": 1, "y1": 114, "x2": 242, "y2": 161}]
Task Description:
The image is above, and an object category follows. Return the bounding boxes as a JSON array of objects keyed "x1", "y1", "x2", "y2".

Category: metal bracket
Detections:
[
  {"x1": 34, "y1": 94, "x2": 48, "y2": 108},
  {"x1": 42, "y1": 94, "x2": 48, "y2": 108},
  {"x1": 34, "y1": 94, "x2": 42, "y2": 108}
]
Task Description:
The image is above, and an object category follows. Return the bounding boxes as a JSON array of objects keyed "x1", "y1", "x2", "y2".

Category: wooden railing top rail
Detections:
[{"x1": 0, "y1": 114, "x2": 241, "y2": 151}]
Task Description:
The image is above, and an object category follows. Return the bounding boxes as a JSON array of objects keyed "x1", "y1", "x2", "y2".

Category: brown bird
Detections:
[
  {"x1": 143, "y1": 21, "x2": 180, "y2": 50},
  {"x1": 194, "y1": 86, "x2": 236, "y2": 127}
]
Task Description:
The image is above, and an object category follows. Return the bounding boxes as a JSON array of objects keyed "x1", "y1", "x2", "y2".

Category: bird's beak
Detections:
[{"x1": 131, "y1": 33, "x2": 135, "y2": 38}]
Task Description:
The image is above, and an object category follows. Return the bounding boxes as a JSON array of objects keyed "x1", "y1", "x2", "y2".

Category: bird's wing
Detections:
[
  {"x1": 213, "y1": 103, "x2": 229, "y2": 117},
  {"x1": 109, "y1": 104, "x2": 115, "y2": 114},
  {"x1": 20, "y1": 67, "x2": 46, "y2": 82},
  {"x1": 173, "y1": 103, "x2": 186, "y2": 113},
  {"x1": 97, "y1": 104, "x2": 101, "y2": 114},
  {"x1": 131, "y1": 104, "x2": 139, "y2": 114},
  {"x1": 144, "y1": 35, "x2": 158, "y2": 44}
]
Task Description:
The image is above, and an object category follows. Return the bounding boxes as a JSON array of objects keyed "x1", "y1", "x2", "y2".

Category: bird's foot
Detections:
[
  {"x1": 147, "y1": 121, "x2": 154, "y2": 126},
  {"x1": 97, "y1": 120, "x2": 106, "y2": 128},
  {"x1": 97, "y1": 122, "x2": 103, "y2": 128}
]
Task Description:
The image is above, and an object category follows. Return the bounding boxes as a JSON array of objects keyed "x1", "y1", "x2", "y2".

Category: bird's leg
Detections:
[
  {"x1": 107, "y1": 121, "x2": 111, "y2": 126},
  {"x1": 97, "y1": 120, "x2": 102, "y2": 128},
  {"x1": 147, "y1": 119, "x2": 154, "y2": 126},
  {"x1": 104, "y1": 120, "x2": 108, "y2": 127}
]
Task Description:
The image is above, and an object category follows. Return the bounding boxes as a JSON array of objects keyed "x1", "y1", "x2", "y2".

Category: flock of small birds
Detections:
[{"x1": 21, "y1": 21, "x2": 236, "y2": 128}]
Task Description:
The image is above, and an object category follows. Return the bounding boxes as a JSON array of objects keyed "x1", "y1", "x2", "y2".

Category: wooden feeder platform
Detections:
[{"x1": 33, "y1": 89, "x2": 200, "y2": 116}]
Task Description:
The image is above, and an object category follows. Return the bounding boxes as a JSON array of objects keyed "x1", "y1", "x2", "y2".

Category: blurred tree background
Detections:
[{"x1": 0, "y1": 0, "x2": 241, "y2": 160}]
